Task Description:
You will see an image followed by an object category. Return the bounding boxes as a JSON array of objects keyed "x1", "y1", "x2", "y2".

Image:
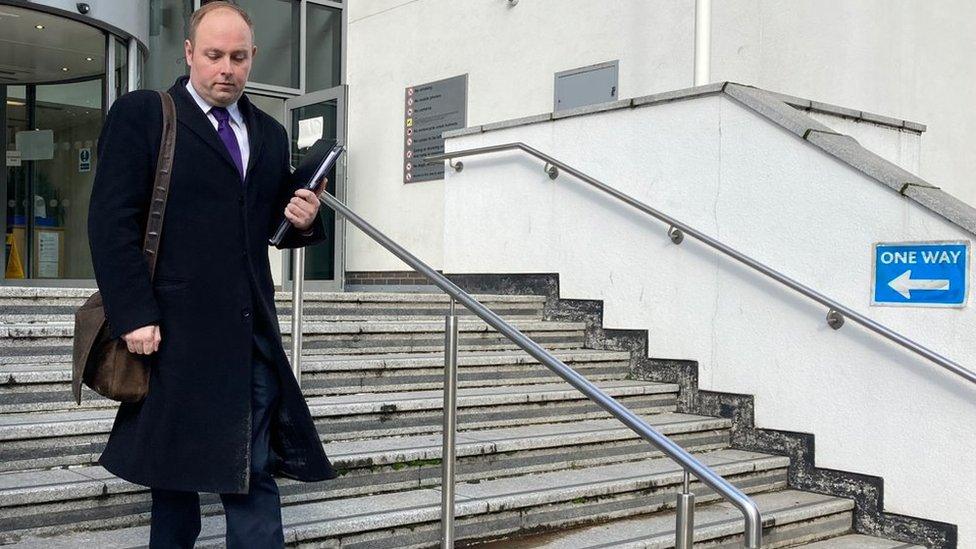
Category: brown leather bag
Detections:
[{"x1": 71, "y1": 91, "x2": 177, "y2": 405}]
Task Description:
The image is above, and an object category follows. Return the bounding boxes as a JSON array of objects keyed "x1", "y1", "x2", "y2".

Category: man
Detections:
[{"x1": 87, "y1": 3, "x2": 335, "y2": 547}]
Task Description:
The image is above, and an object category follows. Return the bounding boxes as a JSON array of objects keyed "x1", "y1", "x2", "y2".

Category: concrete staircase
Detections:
[{"x1": 0, "y1": 288, "x2": 926, "y2": 547}]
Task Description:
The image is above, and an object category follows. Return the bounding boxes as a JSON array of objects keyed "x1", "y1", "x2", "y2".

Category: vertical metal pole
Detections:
[
  {"x1": 127, "y1": 37, "x2": 140, "y2": 92},
  {"x1": 675, "y1": 470, "x2": 695, "y2": 549},
  {"x1": 25, "y1": 85, "x2": 36, "y2": 279},
  {"x1": 694, "y1": 0, "x2": 712, "y2": 86},
  {"x1": 441, "y1": 298, "x2": 459, "y2": 548},
  {"x1": 0, "y1": 84, "x2": 7, "y2": 282},
  {"x1": 105, "y1": 34, "x2": 117, "y2": 109},
  {"x1": 290, "y1": 248, "x2": 306, "y2": 386}
]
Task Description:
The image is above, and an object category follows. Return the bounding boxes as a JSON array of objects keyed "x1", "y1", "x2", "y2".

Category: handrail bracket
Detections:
[
  {"x1": 544, "y1": 162, "x2": 559, "y2": 180},
  {"x1": 668, "y1": 226, "x2": 685, "y2": 245}
]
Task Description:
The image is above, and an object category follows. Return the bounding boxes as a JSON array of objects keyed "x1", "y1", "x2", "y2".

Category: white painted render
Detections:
[
  {"x1": 344, "y1": 0, "x2": 975, "y2": 272},
  {"x1": 344, "y1": 0, "x2": 695, "y2": 271},
  {"x1": 711, "y1": 0, "x2": 976, "y2": 219},
  {"x1": 441, "y1": 95, "x2": 976, "y2": 545}
]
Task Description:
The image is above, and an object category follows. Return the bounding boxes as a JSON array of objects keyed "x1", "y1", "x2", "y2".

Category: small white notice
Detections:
[
  {"x1": 15, "y1": 130, "x2": 54, "y2": 160},
  {"x1": 5, "y1": 150, "x2": 20, "y2": 167},
  {"x1": 37, "y1": 231, "x2": 60, "y2": 278},
  {"x1": 297, "y1": 116, "x2": 323, "y2": 150}
]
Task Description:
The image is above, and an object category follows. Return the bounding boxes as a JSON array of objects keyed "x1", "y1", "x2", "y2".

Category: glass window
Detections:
[
  {"x1": 145, "y1": 0, "x2": 193, "y2": 91},
  {"x1": 5, "y1": 86, "x2": 29, "y2": 280},
  {"x1": 115, "y1": 38, "x2": 129, "y2": 98},
  {"x1": 306, "y1": 3, "x2": 342, "y2": 91},
  {"x1": 289, "y1": 99, "x2": 338, "y2": 280},
  {"x1": 32, "y1": 81, "x2": 103, "y2": 279},
  {"x1": 1, "y1": 5, "x2": 105, "y2": 280},
  {"x1": 238, "y1": 0, "x2": 301, "y2": 89},
  {"x1": 136, "y1": 48, "x2": 146, "y2": 91}
]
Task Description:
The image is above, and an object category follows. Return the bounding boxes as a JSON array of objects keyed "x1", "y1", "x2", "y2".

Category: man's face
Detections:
[{"x1": 184, "y1": 8, "x2": 256, "y2": 107}]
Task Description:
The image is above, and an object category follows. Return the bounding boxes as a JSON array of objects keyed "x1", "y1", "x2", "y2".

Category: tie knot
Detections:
[{"x1": 210, "y1": 106, "x2": 230, "y2": 123}]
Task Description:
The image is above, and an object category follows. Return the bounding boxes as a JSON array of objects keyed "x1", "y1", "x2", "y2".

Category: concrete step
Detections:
[
  {"x1": 794, "y1": 534, "x2": 925, "y2": 548},
  {"x1": 0, "y1": 349, "x2": 633, "y2": 413},
  {"x1": 0, "y1": 380, "x2": 679, "y2": 472},
  {"x1": 0, "y1": 288, "x2": 546, "y2": 322},
  {"x1": 0, "y1": 449, "x2": 792, "y2": 547},
  {"x1": 0, "y1": 413, "x2": 731, "y2": 536},
  {"x1": 472, "y1": 489, "x2": 853, "y2": 548},
  {"x1": 0, "y1": 318, "x2": 586, "y2": 363}
]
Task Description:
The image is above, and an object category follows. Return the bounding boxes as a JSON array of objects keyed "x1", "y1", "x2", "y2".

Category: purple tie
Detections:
[{"x1": 210, "y1": 106, "x2": 244, "y2": 180}]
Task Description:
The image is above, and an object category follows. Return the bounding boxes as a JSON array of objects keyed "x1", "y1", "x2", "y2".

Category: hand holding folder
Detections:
[{"x1": 270, "y1": 138, "x2": 346, "y2": 246}]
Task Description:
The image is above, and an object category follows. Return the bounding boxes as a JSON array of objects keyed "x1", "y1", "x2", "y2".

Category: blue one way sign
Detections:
[{"x1": 873, "y1": 242, "x2": 969, "y2": 307}]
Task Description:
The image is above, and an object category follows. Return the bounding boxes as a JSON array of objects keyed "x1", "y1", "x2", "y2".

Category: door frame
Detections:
[{"x1": 282, "y1": 84, "x2": 347, "y2": 292}]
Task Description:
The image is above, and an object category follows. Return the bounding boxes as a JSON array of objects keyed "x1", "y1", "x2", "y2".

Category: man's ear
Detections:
[
  {"x1": 184, "y1": 39, "x2": 193, "y2": 66},
  {"x1": 251, "y1": 45, "x2": 258, "y2": 60}
]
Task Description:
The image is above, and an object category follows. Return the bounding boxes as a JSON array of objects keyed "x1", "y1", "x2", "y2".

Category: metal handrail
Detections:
[
  {"x1": 425, "y1": 142, "x2": 976, "y2": 386},
  {"x1": 309, "y1": 190, "x2": 763, "y2": 548}
]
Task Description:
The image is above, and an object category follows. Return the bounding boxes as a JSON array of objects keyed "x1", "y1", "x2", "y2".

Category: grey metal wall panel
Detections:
[{"x1": 555, "y1": 60, "x2": 618, "y2": 111}]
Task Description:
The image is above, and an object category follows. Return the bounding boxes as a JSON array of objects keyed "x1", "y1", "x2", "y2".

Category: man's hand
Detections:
[
  {"x1": 285, "y1": 177, "x2": 327, "y2": 232},
  {"x1": 123, "y1": 325, "x2": 161, "y2": 355}
]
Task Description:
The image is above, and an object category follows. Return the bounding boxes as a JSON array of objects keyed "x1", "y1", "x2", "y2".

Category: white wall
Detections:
[
  {"x1": 711, "y1": 0, "x2": 976, "y2": 214},
  {"x1": 345, "y1": 0, "x2": 695, "y2": 271},
  {"x1": 344, "y1": 1, "x2": 975, "y2": 272},
  {"x1": 442, "y1": 96, "x2": 976, "y2": 545}
]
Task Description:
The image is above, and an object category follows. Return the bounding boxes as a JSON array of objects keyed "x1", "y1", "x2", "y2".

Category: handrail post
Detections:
[
  {"x1": 290, "y1": 248, "x2": 306, "y2": 386},
  {"x1": 316, "y1": 190, "x2": 765, "y2": 548},
  {"x1": 441, "y1": 298, "x2": 459, "y2": 547},
  {"x1": 675, "y1": 470, "x2": 695, "y2": 549}
]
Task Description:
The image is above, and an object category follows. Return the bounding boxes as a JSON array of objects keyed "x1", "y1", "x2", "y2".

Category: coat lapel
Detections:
[
  {"x1": 237, "y1": 93, "x2": 266, "y2": 187},
  {"x1": 168, "y1": 78, "x2": 243, "y2": 181}
]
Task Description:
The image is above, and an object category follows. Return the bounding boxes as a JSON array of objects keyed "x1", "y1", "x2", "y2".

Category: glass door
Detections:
[{"x1": 285, "y1": 85, "x2": 346, "y2": 291}]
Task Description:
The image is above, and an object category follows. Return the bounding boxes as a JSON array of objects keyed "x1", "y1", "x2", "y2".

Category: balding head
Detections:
[
  {"x1": 184, "y1": 2, "x2": 257, "y2": 107},
  {"x1": 188, "y1": 2, "x2": 254, "y2": 45}
]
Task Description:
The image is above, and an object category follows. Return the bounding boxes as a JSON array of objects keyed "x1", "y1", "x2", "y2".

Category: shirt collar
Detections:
[{"x1": 185, "y1": 80, "x2": 244, "y2": 127}]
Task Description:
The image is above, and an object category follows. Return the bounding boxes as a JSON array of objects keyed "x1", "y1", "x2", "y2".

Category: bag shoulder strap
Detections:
[{"x1": 142, "y1": 91, "x2": 177, "y2": 280}]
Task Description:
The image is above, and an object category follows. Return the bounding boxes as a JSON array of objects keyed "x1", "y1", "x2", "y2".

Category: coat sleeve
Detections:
[
  {"x1": 270, "y1": 123, "x2": 328, "y2": 250},
  {"x1": 88, "y1": 91, "x2": 163, "y2": 340}
]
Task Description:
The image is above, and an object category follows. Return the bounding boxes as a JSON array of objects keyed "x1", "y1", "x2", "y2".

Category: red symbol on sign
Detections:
[
  {"x1": 407, "y1": 138, "x2": 413, "y2": 146},
  {"x1": 406, "y1": 173, "x2": 413, "y2": 181},
  {"x1": 407, "y1": 128, "x2": 413, "y2": 136},
  {"x1": 408, "y1": 98, "x2": 414, "y2": 106},
  {"x1": 406, "y1": 162, "x2": 413, "y2": 170},
  {"x1": 406, "y1": 150, "x2": 413, "y2": 158},
  {"x1": 407, "y1": 108, "x2": 413, "y2": 116},
  {"x1": 407, "y1": 88, "x2": 414, "y2": 96}
]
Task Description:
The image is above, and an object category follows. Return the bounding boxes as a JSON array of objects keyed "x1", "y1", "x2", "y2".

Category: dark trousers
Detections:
[{"x1": 149, "y1": 331, "x2": 284, "y2": 549}]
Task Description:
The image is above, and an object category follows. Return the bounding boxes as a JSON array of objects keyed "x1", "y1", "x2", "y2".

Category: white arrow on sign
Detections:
[{"x1": 888, "y1": 270, "x2": 950, "y2": 299}]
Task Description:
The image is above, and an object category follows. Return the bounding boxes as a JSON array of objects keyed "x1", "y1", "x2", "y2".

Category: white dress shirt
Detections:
[
  {"x1": 184, "y1": 80, "x2": 315, "y2": 237},
  {"x1": 185, "y1": 80, "x2": 250, "y2": 179}
]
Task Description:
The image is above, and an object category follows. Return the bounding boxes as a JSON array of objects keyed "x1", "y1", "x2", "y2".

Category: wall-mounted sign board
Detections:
[
  {"x1": 872, "y1": 241, "x2": 969, "y2": 307},
  {"x1": 403, "y1": 74, "x2": 467, "y2": 183}
]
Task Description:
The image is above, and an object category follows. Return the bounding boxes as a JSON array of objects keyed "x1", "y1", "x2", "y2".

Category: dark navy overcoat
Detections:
[{"x1": 88, "y1": 76, "x2": 336, "y2": 494}]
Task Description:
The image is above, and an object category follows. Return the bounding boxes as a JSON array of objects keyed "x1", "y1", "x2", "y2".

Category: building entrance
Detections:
[
  {"x1": 286, "y1": 85, "x2": 346, "y2": 292},
  {"x1": 1, "y1": 4, "x2": 133, "y2": 283}
]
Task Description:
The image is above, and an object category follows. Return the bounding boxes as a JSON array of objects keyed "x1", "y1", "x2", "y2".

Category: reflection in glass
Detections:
[
  {"x1": 146, "y1": 0, "x2": 193, "y2": 91},
  {"x1": 5, "y1": 87, "x2": 29, "y2": 280},
  {"x1": 306, "y1": 3, "x2": 342, "y2": 92},
  {"x1": 238, "y1": 0, "x2": 300, "y2": 89},
  {"x1": 115, "y1": 38, "x2": 129, "y2": 98},
  {"x1": 32, "y1": 80, "x2": 103, "y2": 278},
  {"x1": 290, "y1": 100, "x2": 338, "y2": 281}
]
